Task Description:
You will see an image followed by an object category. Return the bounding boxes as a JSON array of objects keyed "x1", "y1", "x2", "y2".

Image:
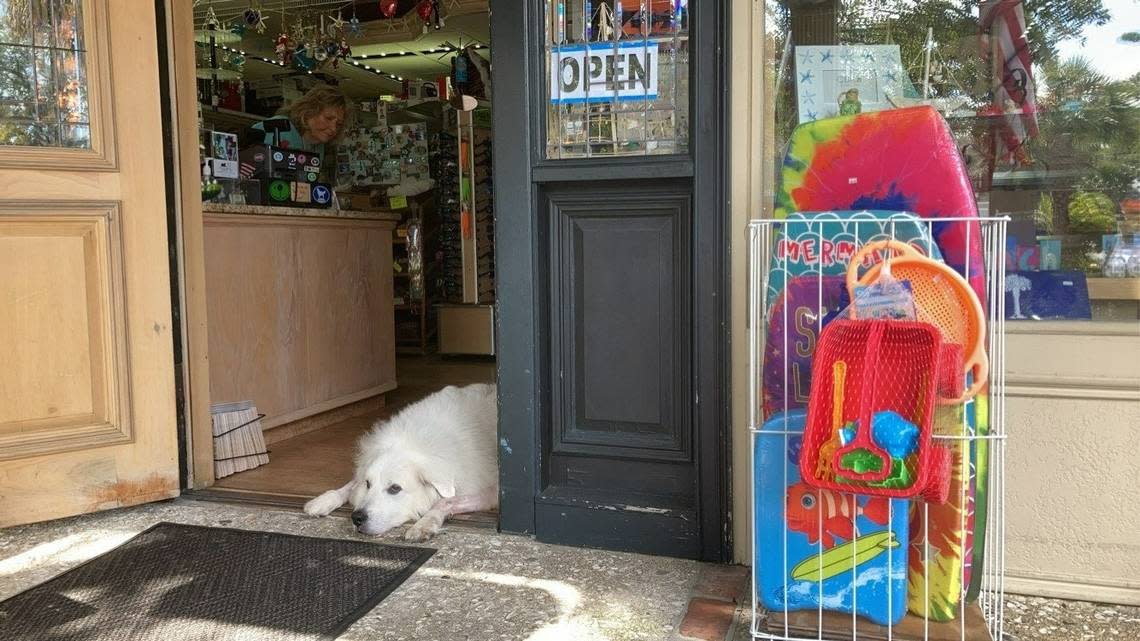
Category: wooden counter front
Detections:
[{"x1": 203, "y1": 206, "x2": 400, "y2": 432}]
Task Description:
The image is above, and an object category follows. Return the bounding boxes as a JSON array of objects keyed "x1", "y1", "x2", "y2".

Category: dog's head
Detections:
[{"x1": 348, "y1": 446, "x2": 454, "y2": 536}]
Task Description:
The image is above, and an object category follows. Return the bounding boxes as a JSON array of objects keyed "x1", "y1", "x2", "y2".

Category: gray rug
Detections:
[{"x1": 0, "y1": 522, "x2": 435, "y2": 640}]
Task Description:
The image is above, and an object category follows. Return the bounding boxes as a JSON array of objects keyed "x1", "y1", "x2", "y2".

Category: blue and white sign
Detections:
[
  {"x1": 312, "y1": 185, "x2": 332, "y2": 205},
  {"x1": 549, "y1": 40, "x2": 658, "y2": 104}
]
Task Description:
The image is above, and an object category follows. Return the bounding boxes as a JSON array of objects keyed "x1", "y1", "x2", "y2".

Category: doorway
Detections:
[
  {"x1": 174, "y1": 1, "x2": 500, "y2": 523},
  {"x1": 171, "y1": 0, "x2": 730, "y2": 562}
]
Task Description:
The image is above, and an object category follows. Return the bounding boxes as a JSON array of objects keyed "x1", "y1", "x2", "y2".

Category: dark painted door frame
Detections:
[{"x1": 490, "y1": 0, "x2": 731, "y2": 562}]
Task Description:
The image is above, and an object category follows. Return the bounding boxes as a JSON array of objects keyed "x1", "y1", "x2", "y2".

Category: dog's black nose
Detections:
[{"x1": 351, "y1": 510, "x2": 367, "y2": 527}]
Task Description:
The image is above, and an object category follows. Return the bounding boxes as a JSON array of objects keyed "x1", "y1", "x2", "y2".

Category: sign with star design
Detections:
[{"x1": 794, "y1": 45, "x2": 914, "y2": 124}]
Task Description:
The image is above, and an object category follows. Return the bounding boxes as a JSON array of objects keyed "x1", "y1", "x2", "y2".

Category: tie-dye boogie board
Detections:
[
  {"x1": 755, "y1": 410, "x2": 909, "y2": 626},
  {"x1": 774, "y1": 107, "x2": 991, "y2": 621}
]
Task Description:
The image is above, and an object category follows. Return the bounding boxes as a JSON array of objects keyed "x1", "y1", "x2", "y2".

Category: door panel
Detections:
[
  {"x1": 550, "y1": 187, "x2": 691, "y2": 462},
  {"x1": 0, "y1": 0, "x2": 179, "y2": 526}
]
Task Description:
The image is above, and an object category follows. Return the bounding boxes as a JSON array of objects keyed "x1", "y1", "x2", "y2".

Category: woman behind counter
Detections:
[{"x1": 250, "y1": 84, "x2": 350, "y2": 176}]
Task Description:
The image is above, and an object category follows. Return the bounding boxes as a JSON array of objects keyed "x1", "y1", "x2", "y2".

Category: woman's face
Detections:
[{"x1": 304, "y1": 106, "x2": 345, "y2": 144}]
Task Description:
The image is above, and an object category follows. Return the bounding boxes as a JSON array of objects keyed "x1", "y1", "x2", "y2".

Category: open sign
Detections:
[{"x1": 549, "y1": 41, "x2": 659, "y2": 104}]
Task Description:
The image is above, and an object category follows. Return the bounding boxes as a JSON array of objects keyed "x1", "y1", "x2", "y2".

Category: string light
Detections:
[
  {"x1": 210, "y1": 43, "x2": 400, "y2": 83},
  {"x1": 202, "y1": 39, "x2": 490, "y2": 83}
]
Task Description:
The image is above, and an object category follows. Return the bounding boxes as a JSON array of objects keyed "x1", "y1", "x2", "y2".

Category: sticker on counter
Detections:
[
  {"x1": 389, "y1": 195, "x2": 408, "y2": 209},
  {"x1": 293, "y1": 181, "x2": 312, "y2": 203},
  {"x1": 268, "y1": 180, "x2": 290, "y2": 201},
  {"x1": 313, "y1": 185, "x2": 332, "y2": 205}
]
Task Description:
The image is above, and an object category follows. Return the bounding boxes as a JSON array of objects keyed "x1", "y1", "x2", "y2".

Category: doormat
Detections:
[{"x1": 0, "y1": 522, "x2": 435, "y2": 641}]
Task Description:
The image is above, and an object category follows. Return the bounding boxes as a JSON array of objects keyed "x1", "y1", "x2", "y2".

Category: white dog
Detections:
[{"x1": 303, "y1": 383, "x2": 499, "y2": 541}]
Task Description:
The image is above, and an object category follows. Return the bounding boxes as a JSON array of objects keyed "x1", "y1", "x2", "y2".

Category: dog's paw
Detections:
[
  {"x1": 303, "y1": 491, "x2": 344, "y2": 517},
  {"x1": 404, "y1": 520, "x2": 440, "y2": 542}
]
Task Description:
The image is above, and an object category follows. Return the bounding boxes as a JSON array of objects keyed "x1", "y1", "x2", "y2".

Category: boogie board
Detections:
[
  {"x1": 774, "y1": 106, "x2": 987, "y2": 305},
  {"x1": 966, "y1": 393, "x2": 990, "y2": 603},
  {"x1": 755, "y1": 410, "x2": 909, "y2": 626},
  {"x1": 763, "y1": 211, "x2": 942, "y2": 420},
  {"x1": 774, "y1": 110, "x2": 991, "y2": 620},
  {"x1": 765, "y1": 210, "x2": 945, "y2": 308}
]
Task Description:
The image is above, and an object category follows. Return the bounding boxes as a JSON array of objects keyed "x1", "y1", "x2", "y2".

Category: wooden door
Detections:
[
  {"x1": 491, "y1": 0, "x2": 730, "y2": 560},
  {"x1": 0, "y1": 0, "x2": 179, "y2": 526}
]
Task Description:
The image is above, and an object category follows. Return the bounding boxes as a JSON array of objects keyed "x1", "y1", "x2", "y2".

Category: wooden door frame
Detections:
[
  {"x1": 489, "y1": 0, "x2": 733, "y2": 561},
  {"x1": 160, "y1": 0, "x2": 214, "y2": 489}
]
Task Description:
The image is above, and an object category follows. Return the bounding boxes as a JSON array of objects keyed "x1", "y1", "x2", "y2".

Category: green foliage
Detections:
[
  {"x1": 1068, "y1": 191, "x2": 1118, "y2": 233},
  {"x1": 1035, "y1": 193, "x2": 1055, "y2": 234}
]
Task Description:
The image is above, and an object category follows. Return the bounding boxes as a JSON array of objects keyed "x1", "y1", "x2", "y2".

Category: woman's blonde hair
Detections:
[{"x1": 284, "y1": 84, "x2": 352, "y2": 143}]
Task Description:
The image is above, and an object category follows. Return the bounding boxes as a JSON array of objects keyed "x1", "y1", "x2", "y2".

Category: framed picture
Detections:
[
  {"x1": 1038, "y1": 237, "x2": 1062, "y2": 271},
  {"x1": 794, "y1": 45, "x2": 914, "y2": 123}
]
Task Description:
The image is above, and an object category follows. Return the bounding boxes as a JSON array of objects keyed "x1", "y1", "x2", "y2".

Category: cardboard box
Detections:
[{"x1": 437, "y1": 304, "x2": 495, "y2": 355}]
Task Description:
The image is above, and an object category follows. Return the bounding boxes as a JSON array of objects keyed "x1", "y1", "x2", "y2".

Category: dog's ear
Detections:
[{"x1": 419, "y1": 469, "x2": 456, "y2": 498}]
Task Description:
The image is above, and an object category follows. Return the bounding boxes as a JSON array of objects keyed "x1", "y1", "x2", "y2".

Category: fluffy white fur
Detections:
[{"x1": 303, "y1": 383, "x2": 499, "y2": 541}]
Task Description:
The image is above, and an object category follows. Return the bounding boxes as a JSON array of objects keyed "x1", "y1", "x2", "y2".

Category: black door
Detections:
[{"x1": 491, "y1": 0, "x2": 729, "y2": 561}]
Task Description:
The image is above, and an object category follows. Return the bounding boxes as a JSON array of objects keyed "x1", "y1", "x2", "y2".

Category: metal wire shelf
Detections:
[{"x1": 748, "y1": 214, "x2": 1009, "y2": 641}]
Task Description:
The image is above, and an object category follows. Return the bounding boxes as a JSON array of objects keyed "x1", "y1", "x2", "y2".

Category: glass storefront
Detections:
[{"x1": 760, "y1": 0, "x2": 1140, "y2": 321}]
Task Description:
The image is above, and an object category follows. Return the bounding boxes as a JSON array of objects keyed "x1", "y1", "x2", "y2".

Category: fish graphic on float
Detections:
[{"x1": 754, "y1": 410, "x2": 909, "y2": 626}]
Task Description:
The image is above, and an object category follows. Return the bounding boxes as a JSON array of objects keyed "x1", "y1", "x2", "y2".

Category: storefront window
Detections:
[
  {"x1": 0, "y1": 0, "x2": 89, "y2": 148},
  {"x1": 761, "y1": 0, "x2": 1140, "y2": 321},
  {"x1": 544, "y1": 0, "x2": 690, "y2": 158}
]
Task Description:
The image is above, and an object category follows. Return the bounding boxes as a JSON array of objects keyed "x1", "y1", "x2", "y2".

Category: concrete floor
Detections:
[
  {"x1": 0, "y1": 499, "x2": 729, "y2": 641},
  {"x1": 2, "y1": 498, "x2": 1136, "y2": 641}
]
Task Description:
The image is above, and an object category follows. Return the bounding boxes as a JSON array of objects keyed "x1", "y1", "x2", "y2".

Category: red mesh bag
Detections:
[{"x1": 798, "y1": 319, "x2": 956, "y2": 502}]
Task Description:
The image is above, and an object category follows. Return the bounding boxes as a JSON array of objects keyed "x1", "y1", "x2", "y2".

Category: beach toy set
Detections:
[{"x1": 751, "y1": 107, "x2": 1008, "y2": 636}]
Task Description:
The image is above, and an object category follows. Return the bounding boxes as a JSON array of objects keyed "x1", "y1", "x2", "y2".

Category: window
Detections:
[
  {"x1": 760, "y1": 0, "x2": 1140, "y2": 321},
  {"x1": 0, "y1": 0, "x2": 90, "y2": 149},
  {"x1": 545, "y1": 0, "x2": 690, "y2": 158}
]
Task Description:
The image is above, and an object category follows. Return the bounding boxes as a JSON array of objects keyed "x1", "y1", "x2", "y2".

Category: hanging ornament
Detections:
[
  {"x1": 229, "y1": 20, "x2": 245, "y2": 37},
  {"x1": 202, "y1": 6, "x2": 220, "y2": 31},
  {"x1": 293, "y1": 43, "x2": 315, "y2": 71},
  {"x1": 429, "y1": 0, "x2": 444, "y2": 29},
  {"x1": 380, "y1": 0, "x2": 398, "y2": 19},
  {"x1": 242, "y1": 6, "x2": 265, "y2": 33},
  {"x1": 290, "y1": 17, "x2": 307, "y2": 43},
  {"x1": 348, "y1": 15, "x2": 363, "y2": 38},
  {"x1": 274, "y1": 33, "x2": 293, "y2": 65},
  {"x1": 328, "y1": 12, "x2": 345, "y2": 37},
  {"x1": 229, "y1": 52, "x2": 246, "y2": 68}
]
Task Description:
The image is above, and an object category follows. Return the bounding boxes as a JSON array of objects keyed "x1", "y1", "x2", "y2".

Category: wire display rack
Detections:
[{"x1": 748, "y1": 215, "x2": 1009, "y2": 641}]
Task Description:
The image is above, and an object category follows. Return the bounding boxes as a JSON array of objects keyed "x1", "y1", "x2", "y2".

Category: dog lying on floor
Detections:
[{"x1": 303, "y1": 383, "x2": 498, "y2": 541}]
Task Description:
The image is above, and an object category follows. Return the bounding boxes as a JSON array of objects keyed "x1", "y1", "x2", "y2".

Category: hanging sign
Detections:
[{"x1": 549, "y1": 40, "x2": 659, "y2": 104}]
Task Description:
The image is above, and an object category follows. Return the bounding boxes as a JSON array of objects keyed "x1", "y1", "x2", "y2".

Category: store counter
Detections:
[{"x1": 202, "y1": 203, "x2": 401, "y2": 439}]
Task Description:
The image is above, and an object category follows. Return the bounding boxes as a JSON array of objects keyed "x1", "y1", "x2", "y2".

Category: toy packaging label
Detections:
[{"x1": 852, "y1": 279, "x2": 917, "y2": 320}]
